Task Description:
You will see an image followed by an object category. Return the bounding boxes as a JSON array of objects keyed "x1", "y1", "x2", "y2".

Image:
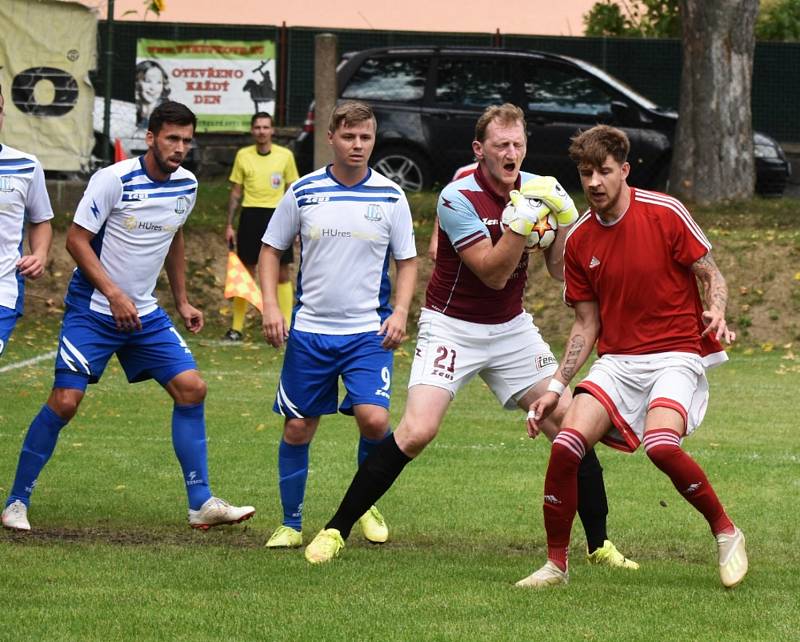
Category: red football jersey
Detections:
[{"x1": 564, "y1": 187, "x2": 721, "y2": 357}]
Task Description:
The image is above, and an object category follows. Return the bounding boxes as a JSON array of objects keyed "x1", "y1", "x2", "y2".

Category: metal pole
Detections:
[{"x1": 102, "y1": 0, "x2": 115, "y2": 166}]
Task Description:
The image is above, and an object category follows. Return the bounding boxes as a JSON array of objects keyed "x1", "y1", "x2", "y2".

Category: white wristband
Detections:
[{"x1": 547, "y1": 378, "x2": 566, "y2": 397}]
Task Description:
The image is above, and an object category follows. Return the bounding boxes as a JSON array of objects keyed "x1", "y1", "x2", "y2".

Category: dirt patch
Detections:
[
  {"x1": 22, "y1": 228, "x2": 800, "y2": 346},
  {"x1": 1, "y1": 523, "x2": 261, "y2": 548}
]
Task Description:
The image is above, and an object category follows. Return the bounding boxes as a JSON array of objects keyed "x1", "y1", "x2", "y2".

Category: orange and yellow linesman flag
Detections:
[{"x1": 224, "y1": 251, "x2": 262, "y2": 312}]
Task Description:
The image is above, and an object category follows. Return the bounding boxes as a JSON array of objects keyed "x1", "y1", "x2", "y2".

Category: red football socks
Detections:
[
  {"x1": 543, "y1": 428, "x2": 587, "y2": 571},
  {"x1": 643, "y1": 429, "x2": 734, "y2": 536}
]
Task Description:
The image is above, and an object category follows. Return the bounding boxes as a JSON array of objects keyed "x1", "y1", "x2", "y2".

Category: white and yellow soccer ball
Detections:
[{"x1": 501, "y1": 192, "x2": 558, "y2": 250}]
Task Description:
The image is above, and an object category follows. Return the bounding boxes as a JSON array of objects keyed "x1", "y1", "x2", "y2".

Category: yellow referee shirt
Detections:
[{"x1": 228, "y1": 144, "x2": 299, "y2": 208}]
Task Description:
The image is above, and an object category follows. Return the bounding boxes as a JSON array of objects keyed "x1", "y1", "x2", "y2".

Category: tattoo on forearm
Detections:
[
  {"x1": 560, "y1": 335, "x2": 586, "y2": 381},
  {"x1": 692, "y1": 253, "x2": 728, "y2": 312}
]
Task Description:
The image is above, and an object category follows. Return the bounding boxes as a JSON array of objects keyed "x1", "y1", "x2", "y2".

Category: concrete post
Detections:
[{"x1": 313, "y1": 33, "x2": 337, "y2": 170}]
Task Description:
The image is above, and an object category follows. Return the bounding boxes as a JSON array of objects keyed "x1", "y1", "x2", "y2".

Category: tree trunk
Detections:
[{"x1": 670, "y1": 0, "x2": 759, "y2": 204}]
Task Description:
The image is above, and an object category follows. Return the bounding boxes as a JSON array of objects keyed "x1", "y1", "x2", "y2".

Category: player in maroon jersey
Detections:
[
  {"x1": 303, "y1": 105, "x2": 636, "y2": 572},
  {"x1": 519, "y1": 124, "x2": 747, "y2": 589}
]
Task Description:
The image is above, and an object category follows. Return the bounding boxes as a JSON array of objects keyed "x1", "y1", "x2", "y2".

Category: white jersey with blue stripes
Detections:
[
  {"x1": 263, "y1": 166, "x2": 416, "y2": 334},
  {"x1": 68, "y1": 156, "x2": 197, "y2": 316},
  {"x1": 0, "y1": 145, "x2": 54, "y2": 312}
]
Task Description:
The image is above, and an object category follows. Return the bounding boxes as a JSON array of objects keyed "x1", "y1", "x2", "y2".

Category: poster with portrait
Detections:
[{"x1": 135, "y1": 39, "x2": 276, "y2": 133}]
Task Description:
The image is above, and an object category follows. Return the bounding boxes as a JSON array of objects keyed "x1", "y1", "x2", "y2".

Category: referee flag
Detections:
[{"x1": 224, "y1": 251, "x2": 263, "y2": 312}]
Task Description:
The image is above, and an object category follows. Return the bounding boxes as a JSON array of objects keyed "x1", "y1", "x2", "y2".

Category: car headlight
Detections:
[
  {"x1": 754, "y1": 143, "x2": 779, "y2": 159},
  {"x1": 753, "y1": 132, "x2": 783, "y2": 160}
]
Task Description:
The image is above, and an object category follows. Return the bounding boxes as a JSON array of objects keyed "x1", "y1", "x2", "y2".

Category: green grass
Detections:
[
  {"x1": 185, "y1": 179, "x2": 800, "y2": 233},
  {"x1": 0, "y1": 325, "x2": 798, "y2": 641}
]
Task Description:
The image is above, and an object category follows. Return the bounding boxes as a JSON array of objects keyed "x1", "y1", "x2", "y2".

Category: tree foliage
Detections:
[
  {"x1": 584, "y1": 0, "x2": 800, "y2": 40},
  {"x1": 756, "y1": 0, "x2": 800, "y2": 41},
  {"x1": 583, "y1": 0, "x2": 681, "y2": 37}
]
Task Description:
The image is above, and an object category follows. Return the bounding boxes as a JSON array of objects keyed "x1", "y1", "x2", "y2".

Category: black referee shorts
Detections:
[{"x1": 236, "y1": 207, "x2": 293, "y2": 266}]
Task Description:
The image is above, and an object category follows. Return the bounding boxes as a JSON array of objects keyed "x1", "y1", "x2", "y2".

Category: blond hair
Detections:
[
  {"x1": 474, "y1": 104, "x2": 526, "y2": 142},
  {"x1": 328, "y1": 100, "x2": 377, "y2": 134}
]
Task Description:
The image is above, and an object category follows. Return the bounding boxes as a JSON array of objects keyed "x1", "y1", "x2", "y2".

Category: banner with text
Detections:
[{"x1": 136, "y1": 39, "x2": 276, "y2": 133}]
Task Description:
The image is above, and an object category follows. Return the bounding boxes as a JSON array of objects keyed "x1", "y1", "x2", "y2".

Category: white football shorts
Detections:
[
  {"x1": 409, "y1": 308, "x2": 558, "y2": 409},
  {"x1": 577, "y1": 352, "x2": 710, "y2": 453}
]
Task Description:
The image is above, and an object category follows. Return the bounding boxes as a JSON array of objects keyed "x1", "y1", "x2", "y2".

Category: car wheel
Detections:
[{"x1": 371, "y1": 147, "x2": 429, "y2": 192}]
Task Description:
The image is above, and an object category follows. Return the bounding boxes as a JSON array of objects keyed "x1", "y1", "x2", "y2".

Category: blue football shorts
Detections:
[
  {"x1": 0, "y1": 304, "x2": 20, "y2": 358},
  {"x1": 273, "y1": 329, "x2": 394, "y2": 419},
  {"x1": 53, "y1": 305, "x2": 198, "y2": 391}
]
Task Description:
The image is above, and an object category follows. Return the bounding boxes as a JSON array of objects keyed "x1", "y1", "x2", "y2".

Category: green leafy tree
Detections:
[
  {"x1": 586, "y1": 0, "x2": 800, "y2": 40},
  {"x1": 756, "y1": 0, "x2": 800, "y2": 40},
  {"x1": 583, "y1": 0, "x2": 681, "y2": 37}
]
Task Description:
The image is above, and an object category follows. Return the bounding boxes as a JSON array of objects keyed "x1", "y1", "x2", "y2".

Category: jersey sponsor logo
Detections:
[
  {"x1": 0, "y1": 177, "x2": 12, "y2": 192},
  {"x1": 123, "y1": 215, "x2": 179, "y2": 234},
  {"x1": 271, "y1": 172, "x2": 282, "y2": 189},
  {"x1": 589, "y1": 256, "x2": 601, "y2": 269},
  {"x1": 303, "y1": 195, "x2": 330, "y2": 204},
  {"x1": 536, "y1": 354, "x2": 557, "y2": 370},
  {"x1": 127, "y1": 191, "x2": 149, "y2": 201},
  {"x1": 364, "y1": 204, "x2": 383, "y2": 222},
  {"x1": 481, "y1": 218, "x2": 500, "y2": 226},
  {"x1": 308, "y1": 225, "x2": 377, "y2": 242}
]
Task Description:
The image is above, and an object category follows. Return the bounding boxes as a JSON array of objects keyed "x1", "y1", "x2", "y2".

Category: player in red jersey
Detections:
[
  {"x1": 303, "y1": 105, "x2": 636, "y2": 571},
  {"x1": 519, "y1": 125, "x2": 747, "y2": 589}
]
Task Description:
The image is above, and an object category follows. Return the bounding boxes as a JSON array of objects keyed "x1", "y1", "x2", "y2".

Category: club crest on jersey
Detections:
[
  {"x1": 0, "y1": 177, "x2": 12, "y2": 192},
  {"x1": 175, "y1": 195, "x2": 189, "y2": 215},
  {"x1": 124, "y1": 215, "x2": 138, "y2": 231},
  {"x1": 271, "y1": 172, "x2": 282, "y2": 189},
  {"x1": 364, "y1": 204, "x2": 383, "y2": 222}
]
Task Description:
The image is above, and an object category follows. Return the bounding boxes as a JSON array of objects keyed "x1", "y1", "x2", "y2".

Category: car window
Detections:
[
  {"x1": 524, "y1": 64, "x2": 615, "y2": 117},
  {"x1": 342, "y1": 56, "x2": 428, "y2": 102},
  {"x1": 435, "y1": 58, "x2": 515, "y2": 108}
]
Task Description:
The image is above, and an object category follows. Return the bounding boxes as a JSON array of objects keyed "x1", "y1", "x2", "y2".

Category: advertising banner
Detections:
[
  {"x1": 0, "y1": 0, "x2": 96, "y2": 171},
  {"x1": 136, "y1": 39, "x2": 276, "y2": 133}
]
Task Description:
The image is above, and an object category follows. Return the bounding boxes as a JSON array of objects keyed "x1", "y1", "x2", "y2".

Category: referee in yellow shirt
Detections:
[{"x1": 225, "y1": 112, "x2": 299, "y2": 340}]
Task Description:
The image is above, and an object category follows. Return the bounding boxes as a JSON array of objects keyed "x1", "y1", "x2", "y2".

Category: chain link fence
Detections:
[{"x1": 96, "y1": 21, "x2": 800, "y2": 165}]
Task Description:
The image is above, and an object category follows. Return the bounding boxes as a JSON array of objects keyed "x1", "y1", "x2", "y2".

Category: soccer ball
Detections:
[
  {"x1": 526, "y1": 211, "x2": 558, "y2": 250},
  {"x1": 501, "y1": 196, "x2": 558, "y2": 250}
]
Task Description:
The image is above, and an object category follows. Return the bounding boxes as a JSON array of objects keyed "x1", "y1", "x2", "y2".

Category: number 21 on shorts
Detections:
[{"x1": 432, "y1": 345, "x2": 457, "y2": 381}]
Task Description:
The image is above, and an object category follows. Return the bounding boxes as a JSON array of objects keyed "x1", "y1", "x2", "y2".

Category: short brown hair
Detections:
[
  {"x1": 568, "y1": 125, "x2": 630, "y2": 167},
  {"x1": 474, "y1": 104, "x2": 526, "y2": 142},
  {"x1": 328, "y1": 100, "x2": 377, "y2": 134}
]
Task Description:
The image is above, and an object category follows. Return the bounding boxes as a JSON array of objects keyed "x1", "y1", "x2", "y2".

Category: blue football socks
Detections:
[
  {"x1": 358, "y1": 428, "x2": 392, "y2": 466},
  {"x1": 278, "y1": 440, "x2": 309, "y2": 530},
  {"x1": 7, "y1": 404, "x2": 68, "y2": 507},
  {"x1": 171, "y1": 403, "x2": 212, "y2": 511}
]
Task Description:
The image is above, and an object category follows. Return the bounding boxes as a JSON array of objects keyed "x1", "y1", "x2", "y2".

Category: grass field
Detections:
[{"x1": 0, "y1": 322, "x2": 798, "y2": 641}]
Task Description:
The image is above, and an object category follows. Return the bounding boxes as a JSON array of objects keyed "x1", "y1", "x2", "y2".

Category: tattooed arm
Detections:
[
  {"x1": 691, "y1": 252, "x2": 736, "y2": 344},
  {"x1": 526, "y1": 300, "x2": 600, "y2": 436},
  {"x1": 554, "y1": 300, "x2": 601, "y2": 386}
]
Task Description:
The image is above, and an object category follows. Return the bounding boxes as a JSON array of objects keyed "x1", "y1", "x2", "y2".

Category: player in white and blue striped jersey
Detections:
[
  {"x1": 0, "y1": 84, "x2": 54, "y2": 358},
  {"x1": 259, "y1": 101, "x2": 417, "y2": 549},
  {"x1": 1, "y1": 102, "x2": 254, "y2": 533}
]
